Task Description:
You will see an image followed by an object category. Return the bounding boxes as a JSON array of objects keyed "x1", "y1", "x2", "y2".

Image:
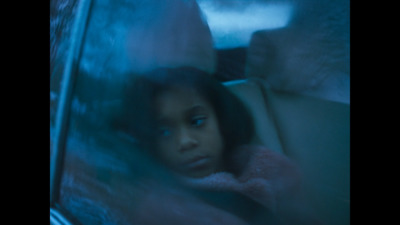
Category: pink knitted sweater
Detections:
[{"x1": 129, "y1": 145, "x2": 323, "y2": 225}]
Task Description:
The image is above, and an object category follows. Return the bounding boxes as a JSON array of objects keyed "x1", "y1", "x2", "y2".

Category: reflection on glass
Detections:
[
  {"x1": 197, "y1": 0, "x2": 293, "y2": 48},
  {"x1": 50, "y1": 0, "x2": 349, "y2": 225}
]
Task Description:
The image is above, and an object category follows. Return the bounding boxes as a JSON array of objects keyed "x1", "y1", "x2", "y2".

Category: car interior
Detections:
[
  {"x1": 50, "y1": 0, "x2": 350, "y2": 224},
  {"x1": 224, "y1": 77, "x2": 349, "y2": 225}
]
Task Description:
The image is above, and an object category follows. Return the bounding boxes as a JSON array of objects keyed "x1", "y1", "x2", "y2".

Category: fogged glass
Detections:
[
  {"x1": 52, "y1": 0, "x2": 157, "y2": 224},
  {"x1": 53, "y1": 0, "x2": 221, "y2": 224},
  {"x1": 50, "y1": 0, "x2": 349, "y2": 224}
]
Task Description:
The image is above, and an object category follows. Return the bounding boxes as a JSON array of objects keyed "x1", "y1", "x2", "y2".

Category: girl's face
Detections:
[{"x1": 154, "y1": 88, "x2": 225, "y2": 178}]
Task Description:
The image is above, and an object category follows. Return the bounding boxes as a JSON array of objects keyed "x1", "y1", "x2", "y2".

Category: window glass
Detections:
[
  {"x1": 50, "y1": 0, "x2": 350, "y2": 224},
  {"x1": 54, "y1": 0, "x2": 220, "y2": 224},
  {"x1": 50, "y1": 0, "x2": 80, "y2": 149},
  {"x1": 54, "y1": 0, "x2": 149, "y2": 223}
]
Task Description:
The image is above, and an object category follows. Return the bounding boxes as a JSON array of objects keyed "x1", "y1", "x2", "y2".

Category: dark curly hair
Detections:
[{"x1": 113, "y1": 66, "x2": 255, "y2": 171}]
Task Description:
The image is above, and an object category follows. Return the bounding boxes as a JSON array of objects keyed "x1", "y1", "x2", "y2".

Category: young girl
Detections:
[{"x1": 113, "y1": 66, "x2": 323, "y2": 225}]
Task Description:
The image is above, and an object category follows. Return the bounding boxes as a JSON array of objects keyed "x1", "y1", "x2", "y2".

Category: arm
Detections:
[{"x1": 182, "y1": 145, "x2": 324, "y2": 224}]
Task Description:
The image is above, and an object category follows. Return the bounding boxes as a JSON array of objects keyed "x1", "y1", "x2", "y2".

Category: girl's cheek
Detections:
[{"x1": 157, "y1": 141, "x2": 179, "y2": 161}]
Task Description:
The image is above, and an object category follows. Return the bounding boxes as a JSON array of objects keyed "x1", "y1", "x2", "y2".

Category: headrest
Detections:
[
  {"x1": 125, "y1": 0, "x2": 216, "y2": 74},
  {"x1": 245, "y1": 0, "x2": 349, "y2": 103}
]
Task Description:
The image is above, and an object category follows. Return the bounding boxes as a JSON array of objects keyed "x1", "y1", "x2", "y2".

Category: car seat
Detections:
[{"x1": 223, "y1": 71, "x2": 349, "y2": 225}]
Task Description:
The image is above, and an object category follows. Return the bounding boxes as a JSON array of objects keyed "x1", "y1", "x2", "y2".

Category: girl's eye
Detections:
[
  {"x1": 190, "y1": 116, "x2": 206, "y2": 127},
  {"x1": 158, "y1": 127, "x2": 171, "y2": 137}
]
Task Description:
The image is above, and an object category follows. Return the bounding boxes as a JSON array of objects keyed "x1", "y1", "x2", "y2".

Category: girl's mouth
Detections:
[{"x1": 183, "y1": 155, "x2": 211, "y2": 170}]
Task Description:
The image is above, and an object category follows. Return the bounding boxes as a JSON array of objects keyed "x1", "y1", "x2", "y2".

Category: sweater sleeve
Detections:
[
  {"x1": 180, "y1": 145, "x2": 324, "y2": 225},
  {"x1": 181, "y1": 145, "x2": 302, "y2": 212},
  {"x1": 235, "y1": 145, "x2": 302, "y2": 197},
  {"x1": 232, "y1": 145, "x2": 324, "y2": 225},
  {"x1": 230, "y1": 145, "x2": 302, "y2": 211}
]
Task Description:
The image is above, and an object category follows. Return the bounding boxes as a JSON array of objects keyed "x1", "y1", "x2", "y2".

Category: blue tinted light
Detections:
[{"x1": 198, "y1": 1, "x2": 293, "y2": 48}]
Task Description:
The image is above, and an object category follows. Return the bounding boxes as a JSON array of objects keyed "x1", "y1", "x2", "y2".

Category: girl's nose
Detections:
[{"x1": 178, "y1": 129, "x2": 198, "y2": 152}]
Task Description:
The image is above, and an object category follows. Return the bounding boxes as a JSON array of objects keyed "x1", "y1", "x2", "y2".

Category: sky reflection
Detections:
[{"x1": 197, "y1": 0, "x2": 293, "y2": 48}]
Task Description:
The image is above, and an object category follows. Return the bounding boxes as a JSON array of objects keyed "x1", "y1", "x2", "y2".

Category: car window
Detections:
[
  {"x1": 51, "y1": 0, "x2": 224, "y2": 224},
  {"x1": 50, "y1": 0, "x2": 349, "y2": 224},
  {"x1": 50, "y1": 0, "x2": 148, "y2": 223}
]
